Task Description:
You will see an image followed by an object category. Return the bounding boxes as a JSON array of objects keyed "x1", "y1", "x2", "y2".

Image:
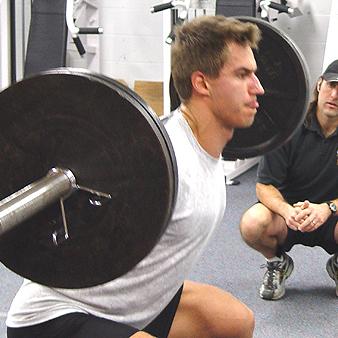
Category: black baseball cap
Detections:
[{"x1": 322, "y1": 60, "x2": 338, "y2": 82}]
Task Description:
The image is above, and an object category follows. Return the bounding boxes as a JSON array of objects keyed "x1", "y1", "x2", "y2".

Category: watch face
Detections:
[{"x1": 330, "y1": 202, "x2": 337, "y2": 213}]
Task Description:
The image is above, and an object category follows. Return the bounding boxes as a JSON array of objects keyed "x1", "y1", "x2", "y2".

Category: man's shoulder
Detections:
[{"x1": 160, "y1": 110, "x2": 177, "y2": 124}]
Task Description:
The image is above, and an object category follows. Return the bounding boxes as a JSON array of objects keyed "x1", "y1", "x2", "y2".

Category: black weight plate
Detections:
[
  {"x1": 91, "y1": 72, "x2": 178, "y2": 183},
  {"x1": 169, "y1": 17, "x2": 309, "y2": 159},
  {"x1": 223, "y1": 16, "x2": 309, "y2": 159},
  {"x1": 0, "y1": 68, "x2": 177, "y2": 288}
]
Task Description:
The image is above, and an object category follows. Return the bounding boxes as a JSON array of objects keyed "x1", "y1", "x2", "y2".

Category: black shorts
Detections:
[
  {"x1": 277, "y1": 216, "x2": 338, "y2": 255},
  {"x1": 7, "y1": 284, "x2": 183, "y2": 338}
]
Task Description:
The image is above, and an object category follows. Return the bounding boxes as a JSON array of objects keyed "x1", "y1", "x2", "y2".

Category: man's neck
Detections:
[
  {"x1": 180, "y1": 102, "x2": 233, "y2": 158},
  {"x1": 316, "y1": 111, "x2": 338, "y2": 137}
]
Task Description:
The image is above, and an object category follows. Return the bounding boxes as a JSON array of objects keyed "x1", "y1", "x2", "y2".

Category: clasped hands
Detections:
[{"x1": 285, "y1": 200, "x2": 331, "y2": 232}]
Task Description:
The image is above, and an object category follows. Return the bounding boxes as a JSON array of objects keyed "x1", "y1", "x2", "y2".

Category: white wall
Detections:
[
  {"x1": 1, "y1": 1, "x2": 336, "y2": 92},
  {"x1": 0, "y1": 0, "x2": 11, "y2": 89},
  {"x1": 96, "y1": 0, "x2": 337, "y2": 91},
  {"x1": 273, "y1": 0, "x2": 335, "y2": 88},
  {"x1": 98, "y1": 0, "x2": 163, "y2": 88},
  {"x1": 323, "y1": 0, "x2": 338, "y2": 71}
]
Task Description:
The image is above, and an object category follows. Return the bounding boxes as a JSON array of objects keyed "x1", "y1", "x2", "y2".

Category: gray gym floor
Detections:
[
  {"x1": 190, "y1": 166, "x2": 338, "y2": 338},
  {"x1": 1, "y1": 166, "x2": 337, "y2": 337},
  {"x1": 0, "y1": 264, "x2": 22, "y2": 337}
]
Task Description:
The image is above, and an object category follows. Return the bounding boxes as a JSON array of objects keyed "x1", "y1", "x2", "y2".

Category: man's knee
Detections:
[
  {"x1": 214, "y1": 293, "x2": 255, "y2": 338},
  {"x1": 236, "y1": 305, "x2": 255, "y2": 338},
  {"x1": 240, "y1": 204, "x2": 270, "y2": 242},
  {"x1": 211, "y1": 291, "x2": 255, "y2": 338},
  {"x1": 130, "y1": 332, "x2": 155, "y2": 338},
  {"x1": 178, "y1": 282, "x2": 255, "y2": 338}
]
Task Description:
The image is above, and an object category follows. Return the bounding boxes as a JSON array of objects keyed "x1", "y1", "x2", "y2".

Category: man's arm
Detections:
[{"x1": 256, "y1": 182, "x2": 302, "y2": 231}]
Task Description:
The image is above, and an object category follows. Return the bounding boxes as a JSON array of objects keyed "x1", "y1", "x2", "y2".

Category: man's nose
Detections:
[{"x1": 251, "y1": 74, "x2": 264, "y2": 95}]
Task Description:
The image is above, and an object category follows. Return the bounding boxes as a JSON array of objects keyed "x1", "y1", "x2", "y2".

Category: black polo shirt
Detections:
[{"x1": 257, "y1": 113, "x2": 338, "y2": 205}]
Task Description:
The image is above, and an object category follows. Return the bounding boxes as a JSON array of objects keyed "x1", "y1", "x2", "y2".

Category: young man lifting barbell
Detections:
[{"x1": 6, "y1": 15, "x2": 264, "y2": 338}]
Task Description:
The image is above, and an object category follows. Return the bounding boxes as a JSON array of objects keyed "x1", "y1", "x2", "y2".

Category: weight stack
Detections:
[{"x1": 216, "y1": 0, "x2": 256, "y2": 17}]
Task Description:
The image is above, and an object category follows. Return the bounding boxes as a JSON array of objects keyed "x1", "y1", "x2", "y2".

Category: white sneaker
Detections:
[{"x1": 259, "y1": 253, "x2": 294, "y2": 300}]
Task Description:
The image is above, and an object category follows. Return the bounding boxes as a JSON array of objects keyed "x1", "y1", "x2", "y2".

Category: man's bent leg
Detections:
[
  {"x1": 239, "y1": 203, "x2": 288, "y2": 258},
  {"x1": 168, "y1": 280, "x2": 254, "y2": 338},
  {"x1": 326, "y1": 220, "x2": 338, "y2": 296},
  {"x1": 240, "y1": 204, "x2": 294, "y2": 300}
]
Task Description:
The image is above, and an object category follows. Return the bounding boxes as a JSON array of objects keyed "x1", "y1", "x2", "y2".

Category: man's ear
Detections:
[
  {"x1": 191, "y1": 71, "x2": 210, "y2": 96},
  {"x1": 317, "y1": 78, "x2": 323, "y2": 92}
]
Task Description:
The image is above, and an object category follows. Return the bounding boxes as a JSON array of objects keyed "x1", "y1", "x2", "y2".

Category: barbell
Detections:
[{"x1": 0, "y1": 17, "x2": 309, "y2": 288}]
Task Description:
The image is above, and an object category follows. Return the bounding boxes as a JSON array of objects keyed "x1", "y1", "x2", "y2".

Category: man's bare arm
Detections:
[{"x1": 256, "y1": 182, "x2": 301, "y2": 230}]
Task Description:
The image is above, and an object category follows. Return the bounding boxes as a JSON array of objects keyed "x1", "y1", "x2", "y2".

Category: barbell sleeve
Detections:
[{"x1": 0, "y1": 168, "x2": 76, "y2": 236}]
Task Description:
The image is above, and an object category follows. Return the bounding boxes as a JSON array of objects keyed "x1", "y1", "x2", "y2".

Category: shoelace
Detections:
[{"x1": 260, "y1": 261, "x2": 282, "y2": 290}]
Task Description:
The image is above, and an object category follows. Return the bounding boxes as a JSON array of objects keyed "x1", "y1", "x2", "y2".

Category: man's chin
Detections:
[{"x1": 237, "y1": 117, "x2": 255, "y2": 129}]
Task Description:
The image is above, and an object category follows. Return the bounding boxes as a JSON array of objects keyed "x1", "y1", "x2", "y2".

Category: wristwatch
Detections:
[{"x1": 326, "y1": 201, "x2": 337, "y2": 215}]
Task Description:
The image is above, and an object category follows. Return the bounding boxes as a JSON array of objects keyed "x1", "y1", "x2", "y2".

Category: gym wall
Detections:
[
  {"x1": 272, "y1": 0, "x2": 337, "y2": 87},
  {"x1": 1, "y1": 1, "x2": 337, "y2": 100},
  {"x1": 98, "y1": 0, "x2": 164, "y2": 89},
  {"x1": 0, "y1": 0, "x2": 10, "y2": 89},
  {"x1": 97, "y1": 0, "x2": 337, "y2": 93}
]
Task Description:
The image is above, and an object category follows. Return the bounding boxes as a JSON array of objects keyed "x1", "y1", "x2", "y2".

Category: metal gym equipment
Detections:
[
  {"x1": 0, "y1": 17, "x2": 309, "y2": 289},
  {"x1": 216, "y1": 0, "x2": 256, "y2": 17},
  {"x1": 24, "y1": 0, "x2": 103, "y2": 78}
]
